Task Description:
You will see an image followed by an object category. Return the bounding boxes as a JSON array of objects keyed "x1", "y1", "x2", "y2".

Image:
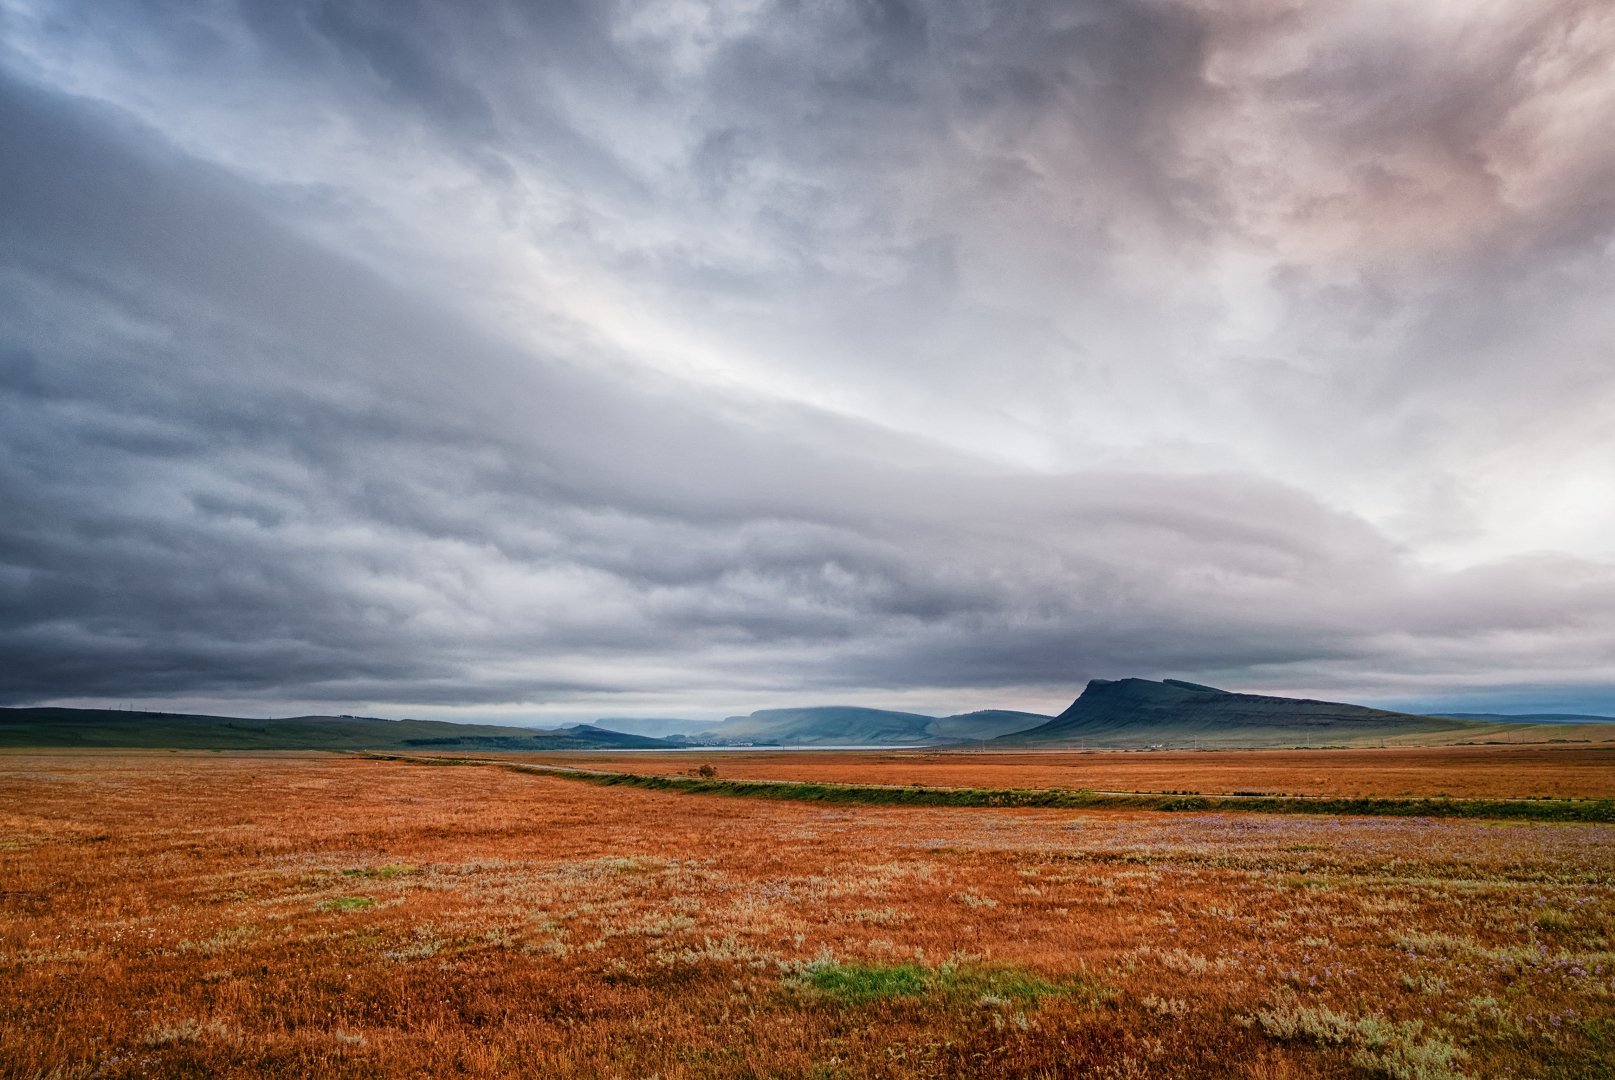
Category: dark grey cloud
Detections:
[{"x1": 2, "y1": 2, "x2": 1613, "y2": 719}]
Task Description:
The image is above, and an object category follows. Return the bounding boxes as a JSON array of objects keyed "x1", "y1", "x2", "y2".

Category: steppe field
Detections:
[{"x1": 3, "y1": 749, "x2": 1614, "y2": 1079}]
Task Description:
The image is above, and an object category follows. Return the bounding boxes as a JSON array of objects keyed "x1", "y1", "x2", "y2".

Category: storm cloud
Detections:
[{"x1": 3, "y1": 1, "x2": 1613, "y2": 721}]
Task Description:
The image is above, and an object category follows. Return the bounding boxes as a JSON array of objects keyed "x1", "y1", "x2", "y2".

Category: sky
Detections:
[{"x1": 2, "y1": 0, "x2": 1614, "y2": 724}]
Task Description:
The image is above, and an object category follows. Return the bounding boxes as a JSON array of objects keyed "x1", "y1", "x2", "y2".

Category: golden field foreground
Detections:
[{"x1": 2, "y1": 752, "x2": 1613, "y2": 1078}]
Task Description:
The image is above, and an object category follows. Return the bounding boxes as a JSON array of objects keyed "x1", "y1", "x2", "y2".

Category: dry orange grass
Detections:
[
  {"x1": 2, "y1": 751, "x2": 1612, "y2": 1078},
  {"x1": 514, "y1": 745, "x2": 1615, "y2": 800}
]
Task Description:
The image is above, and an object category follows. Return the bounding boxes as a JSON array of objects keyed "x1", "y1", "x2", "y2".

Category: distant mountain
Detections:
[
  {"x1": 17, "y1": 690, "x2": 1590, "y2": 753},
  {"x1": 0, "y1": 708, "x2": 676, "y2": 751},
  {"x1": 591, "y1": 716, "x2": 713, "y2": 738},
  {"x1": 932, "y1": 710, "x2": 1055, "y2": 741},
  {"x1": 693, "y1": 706, "x2": 937, "y2": 745},
  {"x1": 1430, "y1": 712, "x2": 1615, "y2": 725},
  {"x1": 691, "y1": 706, "x2": 1050, "y2": 746},
  {"x1": 998, "y1": 678, "x2": 1489, "y2": 748},
  {"x1": 533, "y1": 724, "x2": 676, "y2": 749}
]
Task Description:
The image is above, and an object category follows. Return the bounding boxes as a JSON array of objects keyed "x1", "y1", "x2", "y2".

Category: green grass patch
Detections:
[
  {"x1": 798, "y1": 961, "x2": 932, "y2": 1003},
  {"x1": 343, "y1": 864, "x2": 417, "y2": 880},
  {"x1": 791, "y1": 960, "x2": 1110, "y2": 1008},
  {"x1": 1582, "y1": 1017, "x2": 1615, "y2": 1048},
  {"x1": 318, "y1": 895, "x2": 375, "y2": 912}
]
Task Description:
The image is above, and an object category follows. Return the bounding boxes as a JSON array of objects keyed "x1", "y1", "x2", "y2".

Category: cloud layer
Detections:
[{"x1": 3, "y1": 1, "x2": 1614, "y2": 719}]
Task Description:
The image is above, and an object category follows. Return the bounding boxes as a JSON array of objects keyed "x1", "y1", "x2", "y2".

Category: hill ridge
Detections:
[
  {"x1": 0, "y1": 707, "x2": 675, "y2": 751},
  {"x1": 687, "y1": 706, "x2": 1050, "y2": 746}
]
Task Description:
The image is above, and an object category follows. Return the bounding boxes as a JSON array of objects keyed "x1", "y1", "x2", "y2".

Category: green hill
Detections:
[
  {"x1": 694, "y1": 707, "x2": 938, "y2": 745},
  {"x1": 931, "y1": 710, "x2": 1054, "y2": 741},
  {"x1": 692, "y1": 706, "x2": 1049, "y2": 746},
  {"x1": 0, "y1": 708, "x2": 674, "y2": 751},
  {"x1": 997, "y1": 678, "x2": 1492, "y2": 748}
]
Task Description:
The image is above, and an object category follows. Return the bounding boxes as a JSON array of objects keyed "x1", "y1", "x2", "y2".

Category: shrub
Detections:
[{"x1": 1253, "y1": 990, "x2": 1467, "y2": 1080}]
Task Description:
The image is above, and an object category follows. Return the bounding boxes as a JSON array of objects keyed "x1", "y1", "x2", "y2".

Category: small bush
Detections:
[
  {"x1": 1253, "y1": 990, "x2": 1467, "y2": 1080},
  {"x1": 1534, "y1": 908, "x2": 1575, "y2": 932}
]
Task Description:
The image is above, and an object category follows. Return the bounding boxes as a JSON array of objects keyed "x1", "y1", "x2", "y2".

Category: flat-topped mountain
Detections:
[{"x1": 997, "y1": 678, "x2": 1489, "y2": 748}]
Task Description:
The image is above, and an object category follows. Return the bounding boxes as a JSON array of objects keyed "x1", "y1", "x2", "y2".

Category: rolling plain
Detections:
[{"x1": 3, "y1": 748, "x2": 1613, "y2": 1078}]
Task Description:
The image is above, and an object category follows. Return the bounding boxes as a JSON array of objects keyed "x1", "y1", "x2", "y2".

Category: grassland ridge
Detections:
[{"x1": 357, "y1": 753, "x2": 1615, "y2": 822}]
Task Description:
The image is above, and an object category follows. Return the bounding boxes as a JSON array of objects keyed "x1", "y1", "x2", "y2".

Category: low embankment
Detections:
[
  {"x1": 489, "y1": 744, "x2": 1615, "y2": 800},
  {"x1": 361, "y1": 753, "x2": 1615, "y2": 822}
]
